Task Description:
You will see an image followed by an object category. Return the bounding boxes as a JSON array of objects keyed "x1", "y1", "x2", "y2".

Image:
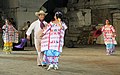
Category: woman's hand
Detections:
[{"x1": 112, "y1": 32, "x2": 116, "y2": 37}]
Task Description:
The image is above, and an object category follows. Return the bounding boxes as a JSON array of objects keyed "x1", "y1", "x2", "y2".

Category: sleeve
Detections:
[
  {"x1": 43, "y1": 21, "x2": 48, "y2": 26},
  {"x1": 13, "y1": 27, "x2": 17, "y2": 31},
  {"x1": 101, "y1": 26, "x2": 104, "y2": 32},
  {"x1": 62, "y1": 22, "x2": 67, "y2": 31},
  {"x1": 26, "y1": 22, "x2": 35, "y2": 36},
  {"x1": 11, "y1": 25, "x2": 18, "y2": 32},
  {"x1": 111, "y1": 26, "x2": 115, "y2": 32},
  {"x1": 2, "y1": 25, "x2": 6, "y2": 29},
  {"x1": 43, "y1": 23, "x2": 51, "y2": 34}
]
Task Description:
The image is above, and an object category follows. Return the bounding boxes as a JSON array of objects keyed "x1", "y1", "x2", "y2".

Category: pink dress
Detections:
[
  {"x1": 41, "y1": 21, "x2": 67, "y2": 65},
  {"x1": 41, "y1": 22, "x2": 67, "y2": 52},
  {"x1": 101, "y1": 25, "x2": 117, "y2": 54},
  {"x1": 101, "y1": 25, "x2": 117, "y2": 45}
]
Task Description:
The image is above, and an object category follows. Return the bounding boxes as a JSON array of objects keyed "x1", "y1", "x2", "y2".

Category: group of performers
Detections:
[
  {"x1": 2, "y1": 10, "x2": 117, "y2": 70},
  {"x1": 26, "y1": 10, "x2": 67, "y2": 70}
]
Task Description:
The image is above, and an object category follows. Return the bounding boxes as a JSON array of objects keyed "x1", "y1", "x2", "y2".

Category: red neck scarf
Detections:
[{"x1": 39, "y1": 20, "x2": 45, "y2": 29}]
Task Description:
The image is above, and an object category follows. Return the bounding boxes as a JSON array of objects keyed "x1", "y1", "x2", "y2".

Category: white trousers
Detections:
[{"x1": 34, "y1": 39, "x2": 44, "y2": 65}]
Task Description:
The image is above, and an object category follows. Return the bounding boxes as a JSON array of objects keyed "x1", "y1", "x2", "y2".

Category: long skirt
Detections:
[
  {"x1": 106, "y1": 44, "x2": 115, "y2": 54},
  {"x1": 42, "y1": 50, "x2": 60, "y2": 65},
  {"x1": 3, "y1": 42, "x2": 13, "y2": 52}
]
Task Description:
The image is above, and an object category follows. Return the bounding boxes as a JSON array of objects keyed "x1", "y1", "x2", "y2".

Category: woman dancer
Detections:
[
  {"x1": 41, "y1": 11, "x2": 67, "y2": 70},
  {"x1": 101, "y1": 19, "x2": 117, "y2": 55}
]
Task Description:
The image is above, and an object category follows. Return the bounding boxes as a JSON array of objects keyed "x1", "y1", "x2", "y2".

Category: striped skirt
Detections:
[
  {"x1": 42, "y1": 50, "x2": 60, "y2": 65},
  {"x1": 106, "y1": 44, "x2": 115, "y2": 54}
]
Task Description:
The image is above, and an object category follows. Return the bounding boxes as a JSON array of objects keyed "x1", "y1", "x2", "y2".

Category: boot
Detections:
[{"x1": 14, "y1": 38, "x2": 27, "y2": 48}]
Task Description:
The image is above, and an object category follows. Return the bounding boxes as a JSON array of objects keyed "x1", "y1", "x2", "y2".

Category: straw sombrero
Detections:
[{"x1": 35, "y1": 10, "x2": 47, "y2": 16}]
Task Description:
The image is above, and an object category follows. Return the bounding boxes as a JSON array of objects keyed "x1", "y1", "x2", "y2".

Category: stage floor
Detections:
[{"x1": 0, "y1": 46, "x2": 120, "y2": 75}]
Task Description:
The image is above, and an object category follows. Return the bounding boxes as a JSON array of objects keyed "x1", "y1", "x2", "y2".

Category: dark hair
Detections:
[
  {"x1": 6, "y1": 18, "x2": 12, "y2": 24},
  {"x1": 55, "y1": 11, "x2": 63, "y2": 21},
  {"x1": 27, "y1": 21, "x2": 30, "y2": 24},
  {"x1": 104, "y1": 19, "x2": 111, "y2": 25},
  {"x1": 10, "y1": 18, "x2": 14, "y2": 20},
  {"x1": 106, "y1": 19, "x2": 110, "y2": 22}
]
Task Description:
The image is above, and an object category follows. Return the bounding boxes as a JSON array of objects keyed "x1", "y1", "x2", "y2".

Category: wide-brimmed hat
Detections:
[{"x1": 35, "y1": 10, "x2": 47, "y2": 16}]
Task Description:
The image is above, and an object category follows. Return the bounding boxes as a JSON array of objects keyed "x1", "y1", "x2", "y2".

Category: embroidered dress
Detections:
[
  {"x1": 2, "y1": 24, "x2": 18, "y2": 53},
  {"x1": 41, "y1": 22, "x2": 67, "y2": 65},
  {"x1": 101, "y1": 25, "x2": 117, "y2": 54}
]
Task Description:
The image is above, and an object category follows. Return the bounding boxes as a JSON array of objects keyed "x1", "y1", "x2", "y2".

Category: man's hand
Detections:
[
  {"x1": 40, "y1": 33, "x2": 44, "y2": 38},
  {"x1": 27, "y1": 36, "x2": 30, "y2": 40}
]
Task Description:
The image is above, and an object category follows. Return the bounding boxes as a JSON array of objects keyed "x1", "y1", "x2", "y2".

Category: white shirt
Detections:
[{"x1": 26, "y1": 19, "x2": 47, "y2": 39}]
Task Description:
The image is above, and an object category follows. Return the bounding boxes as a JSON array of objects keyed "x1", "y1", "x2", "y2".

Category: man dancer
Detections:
[{"x1": 26, "y1": 10, "x2": 47, "y2": 66}]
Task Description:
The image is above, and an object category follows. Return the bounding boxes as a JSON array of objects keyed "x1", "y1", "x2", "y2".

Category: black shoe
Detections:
[
  {"x1": 38, "y1": 65, "x2": 42, "y2": 67},
  {"x1": 38, "y1": 64, "x2": 47, "y2": 67},
  {"x1": 42, "y1": 65, "x2": 47, "y2": 67}
]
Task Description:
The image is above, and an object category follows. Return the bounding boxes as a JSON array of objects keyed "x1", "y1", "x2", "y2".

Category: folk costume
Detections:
[
  {"x1": 101, "y1": 25, "x2": 117, "y2": 55},
  {"x1": 2, "y1": 24, "x2": 18, "y2": 54},
  {"x1": 41, "y1": 21, "x2": 67, "y2": 70}
]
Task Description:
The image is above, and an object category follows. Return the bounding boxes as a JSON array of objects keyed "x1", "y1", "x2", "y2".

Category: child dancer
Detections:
[{"x1": 2, "y1": 18, "x2": 18, "y2": 54}]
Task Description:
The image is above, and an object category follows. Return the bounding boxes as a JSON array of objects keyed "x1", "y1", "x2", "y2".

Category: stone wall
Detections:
[
  {"x1": 113, "y1": 13, "x2": 120, "y2": 44},
  {"x1": 67, "y1": 9, "x2": 91, "y2": 34},
  {"x1": 2, "y1": 0, "x2": 46, "y2": 30},
  {"x1": 90, "y1": 0, "x2": 120, "y2": 9},
  {"x1": 91, "y1": 9, "x2": 112, "y2": 25}
]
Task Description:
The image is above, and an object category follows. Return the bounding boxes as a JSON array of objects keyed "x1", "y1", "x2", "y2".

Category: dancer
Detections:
[
  {"x1": 26, "y1": 10, "x2": 47, "y2": 66},
  {"x1": 101, "y1": 19, "x2": 117, "y2": 55},
  {"x1": 2, "y1": 18, "x2": 18, "y2": 54},
  {"x1": 41, "y1": 11, "x2": 67, "y2": 70}
]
